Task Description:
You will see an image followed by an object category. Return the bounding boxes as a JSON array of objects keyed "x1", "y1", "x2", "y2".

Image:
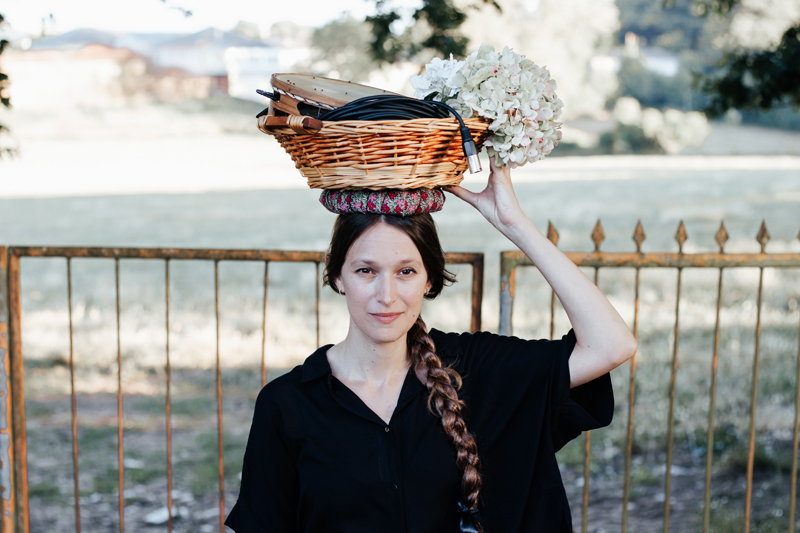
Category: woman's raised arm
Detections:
[{"x1": 446, "y1": 159, "x2": 637, "y2": 387}]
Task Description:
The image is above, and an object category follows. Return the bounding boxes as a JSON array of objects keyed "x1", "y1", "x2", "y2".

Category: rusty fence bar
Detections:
[
  {"x1": 7, "y1": 250, "x2": 28, "y2": 533},
  {"x1": 499, "y1": 220, "x2": 800, "y2": 533},
  {"x1": 0, "y1": 247, "x2": 16, "y2": 533},
  {"x1": 4, "y1": 246, "x2": 484, "y2": 533},
  {"x1": 164, "y1": 260, "x2": 174, "y2": 533}
]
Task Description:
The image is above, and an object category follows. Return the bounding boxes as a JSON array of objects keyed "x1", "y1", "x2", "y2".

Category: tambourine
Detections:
[{"x1": 264, "y1": 73, "x2": 399, "y2": 118}]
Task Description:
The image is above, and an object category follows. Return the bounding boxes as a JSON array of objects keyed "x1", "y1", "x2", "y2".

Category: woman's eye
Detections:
[
  {"x1": 356, "y1": 268, "x2": 373, "y2": 274},
  {"x1": 400, "y1": 268, "x2": 416, "y2": 275}
]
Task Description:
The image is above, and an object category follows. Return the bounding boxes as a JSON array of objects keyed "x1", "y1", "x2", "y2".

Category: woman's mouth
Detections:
[{"x1": 371, "y1": 312, "x2": 402, "y2": 324}]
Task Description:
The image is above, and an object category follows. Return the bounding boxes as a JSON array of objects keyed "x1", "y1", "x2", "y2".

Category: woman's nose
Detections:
[{"x1": 376, "y1": 275, "x2": 397, "y2": 304}]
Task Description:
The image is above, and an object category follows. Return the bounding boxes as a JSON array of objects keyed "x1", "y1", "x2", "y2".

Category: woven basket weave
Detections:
[{"x1": 259, "y1": 116, "x2": 491, "y2": 190}]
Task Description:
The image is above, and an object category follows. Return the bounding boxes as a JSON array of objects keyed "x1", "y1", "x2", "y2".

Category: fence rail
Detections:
[
  {"x1": 500, "y1": 219, "x2": 800, "y2": 533},
  {"x1": 0, "y1": 246, "x2": 484, "y2": 533}
]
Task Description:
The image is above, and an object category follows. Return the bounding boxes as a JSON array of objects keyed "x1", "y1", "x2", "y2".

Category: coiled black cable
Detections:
[
  {"x1": 322, "y1": 94, "x2": 451, "y2": 121},
  {"x1": 323, "y1": 94, "x2": 483, "y2": 173}
]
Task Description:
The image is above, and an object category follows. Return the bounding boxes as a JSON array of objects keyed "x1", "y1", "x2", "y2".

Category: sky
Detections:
[{"x1": 1, "y1": 0, "x2": 421, "y2": 35}]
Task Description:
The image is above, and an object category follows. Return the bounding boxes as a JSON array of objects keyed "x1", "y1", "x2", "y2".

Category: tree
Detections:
[
  {"x1": 300, "y1": 16, "x2": 381, "y2": 83},
  {"x1": 365, "y1": 0, "x2": 798, "y2": 118},
  {"x1": 675, "y1": 0, "x2": 800, "y2": 117},
  {"x1": 366, "y1": 0, "x2": 500, "y2": 63},
  {"x1": 697, "y1": 22, "x2": 800, "y2": 117}
]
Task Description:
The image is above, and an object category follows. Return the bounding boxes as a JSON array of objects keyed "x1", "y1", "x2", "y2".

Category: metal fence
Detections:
[
  {"x1": 3, "y1": 222, "x2": 800, "y2": 533},
  {"x1": 499, "y1": 220, "x2": 800, "y2": 533},
  {"x1": 0, "y1": 246, "x2": 484, "y2": 533}
]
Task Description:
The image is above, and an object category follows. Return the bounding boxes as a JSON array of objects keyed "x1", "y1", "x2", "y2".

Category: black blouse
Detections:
[{"x1": 225, "y1": 329, "x2": 614, "y2": 533}]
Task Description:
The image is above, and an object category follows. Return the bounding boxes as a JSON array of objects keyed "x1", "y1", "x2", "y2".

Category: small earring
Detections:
[{"x1": 339, "y1": 286, "x2": 345, "y2": 296}]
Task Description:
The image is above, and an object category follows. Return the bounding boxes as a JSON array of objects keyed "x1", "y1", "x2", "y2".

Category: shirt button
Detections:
[
  {"x1": 384, "y1": 426, "x2": 390, "y2": 432},
  {"x1": 391, "y1": 484, "x2": 398, "y2": 491}
]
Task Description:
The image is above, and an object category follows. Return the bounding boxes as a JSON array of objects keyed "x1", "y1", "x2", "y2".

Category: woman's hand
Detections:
[{"x1": 444, "y1": 158, "x2": 527, "y2": 234}]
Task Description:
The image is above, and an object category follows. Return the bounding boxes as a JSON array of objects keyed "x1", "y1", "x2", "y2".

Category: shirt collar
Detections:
[{"x1": 301, "y1": 344, "x2": 334, "y2": 383}]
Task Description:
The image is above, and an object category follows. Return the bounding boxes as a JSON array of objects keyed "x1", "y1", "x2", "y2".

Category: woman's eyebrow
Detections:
[{"x1": 351, "y1": 257, "x2": 423, "y2": 267}]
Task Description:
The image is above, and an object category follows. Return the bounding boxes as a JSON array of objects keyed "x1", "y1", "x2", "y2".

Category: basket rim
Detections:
[
  {"x1": 260, "y1": 115, "x2": 491, "y2": 137},
  {"x1": 313, "y1": 116, "x2": 489, "y2": 127}
]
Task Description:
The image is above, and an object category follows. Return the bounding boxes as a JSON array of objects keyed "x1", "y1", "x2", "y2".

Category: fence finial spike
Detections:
[
  {"x1": 632, "y1": 220, "x2": 646, "y2": 252},
  {"x1": 715, "y1": 221, "x2": 729, "y2": 252},
  {"x1": 547, "y1": 220, "x2": 560, "y2": 246},
  {"x1": 675, "y1": 220, "x2": 688, "y2": 253},
  {"x1": 591, "y1": 219, "x2": 605, "y2": 252},
  {"x1": 756, "y1": 220, "x2": 770, "y2": 253}
]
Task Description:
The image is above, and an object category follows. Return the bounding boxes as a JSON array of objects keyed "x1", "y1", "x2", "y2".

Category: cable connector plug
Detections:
[
  {"x1": 460, "y1": 126, "x2": 482, "y2": 174},
  {"x1": 256, "y1": 89, "x2": 279, "y2": 102}
]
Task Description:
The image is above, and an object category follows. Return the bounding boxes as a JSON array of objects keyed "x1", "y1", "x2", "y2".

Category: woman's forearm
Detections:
[
  {"x1": 446, "y1": 160, "x2": 637, "y2": 386},
  {"x1": 500, "y1": 216, "x2": 637, "y2": 387}
]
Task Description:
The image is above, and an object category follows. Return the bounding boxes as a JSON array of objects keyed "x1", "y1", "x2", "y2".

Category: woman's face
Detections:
[{"x1": 336, "y1": 221, "x2": 432, "y2": 347}]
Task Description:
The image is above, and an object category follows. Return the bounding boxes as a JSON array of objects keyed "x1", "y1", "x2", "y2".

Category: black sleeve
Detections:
[
  {"x1": 225, "y1": 387, "x2": 298, "y2": 532},
  {"x1": 549, "y1": 329, "x2": 614, "y2": 451},
  {"x1": 430, "y1": 328, "x2": 614, "y2": 452}
]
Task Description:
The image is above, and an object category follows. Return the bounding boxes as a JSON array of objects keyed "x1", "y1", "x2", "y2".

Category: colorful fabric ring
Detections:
[{"x1": 319, "y1": 188, "x2": 446, "y2": 216}]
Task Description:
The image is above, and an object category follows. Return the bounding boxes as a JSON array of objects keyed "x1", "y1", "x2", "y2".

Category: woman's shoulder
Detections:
[
  {"x1": 429, "y1": 328, "x2": 576, "y2": 378},
  {"x1": 256, "y1": 344, "x2": 333, "y2": 409},
  {"x1": 256, "y1": 365, "x2": 304, "y2": 409},
  {"x1": 429, "y1": 328, "x2": 559, "y2": 355}
]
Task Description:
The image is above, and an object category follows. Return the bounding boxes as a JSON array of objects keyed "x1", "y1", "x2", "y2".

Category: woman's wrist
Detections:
[{"x1": 497, "y1": 215, "x2": 542, "y2": 247}]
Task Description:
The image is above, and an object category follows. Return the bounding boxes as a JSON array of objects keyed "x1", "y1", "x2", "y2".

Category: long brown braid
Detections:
[
  {"x1": 407, "y1": 316, "x2": 483, "y2": 528},
  {"x1": 323, "y1": 213, "x2": 483, "y2": 524}
]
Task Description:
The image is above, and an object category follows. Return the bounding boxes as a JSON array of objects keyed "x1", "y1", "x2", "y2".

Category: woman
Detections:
[{"x1": 225, "y1": 160, "x2": 637, "y2": 532}]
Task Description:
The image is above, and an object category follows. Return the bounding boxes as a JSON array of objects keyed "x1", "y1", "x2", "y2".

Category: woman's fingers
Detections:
[
  {"x1": 443, "y1": 185, "x2": 481, "y2": 208},
  {"x1": 488, "y1": 158, "x2": 512, "y2": 185}
]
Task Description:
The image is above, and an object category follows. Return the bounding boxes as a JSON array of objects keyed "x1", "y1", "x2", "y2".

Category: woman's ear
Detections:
[{"x1": 426, "y1": 280, "x2": 432, "y2": 295}]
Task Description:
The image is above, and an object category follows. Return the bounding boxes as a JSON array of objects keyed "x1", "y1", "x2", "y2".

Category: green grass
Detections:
[
  {"x1": 25, "y1": 401, "x2": 55, "y2": 418},
  {"x1": 92, "y1": 467, "x2": 120, "y2": 495},
  {"x1": 555, "y1": 438, "x2": 586, "y2": 467},
  {"x1": 181, "y1": 430, "x2": 246, "y2": 497},
  {"x1": 725, "y1": 441, "x2": 793, "y2": 474},
  {"x1": 131, "y1": 394, "x2": 218, "y2": 417},
  {"x1": 630, "y1": 463, "x2": 660, "y2": 486},
  {"x1": 128, "y1": 465, "x2": 166, "y2": 485},
  {"x1": 707, "y1": 508, "x2": 788, "y2": 533},
  {"x1": 28, "y1": 480, "x2": 64, "y2": 504}
]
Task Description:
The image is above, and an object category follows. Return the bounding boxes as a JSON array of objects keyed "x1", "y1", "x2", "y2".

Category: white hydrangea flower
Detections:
[
  {"x1": 413, "y1": 44, "x2": 564, "y2": 167},
  {"x1": 410, "y1": 55, "x2": 467, "y2": 102}
]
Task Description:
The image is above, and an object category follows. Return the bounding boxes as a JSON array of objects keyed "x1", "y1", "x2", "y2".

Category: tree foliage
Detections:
[
  {"x1": 302, "y1": 16, "x2": 381, "y2": 82},
  {"x1": 676, "y1": 0, "x2": 800, "y2": 116},
  {"x1": 364, "y1": 0, "x2": 798, "y2": 118},
  {"x1": 366, "y1": 0, "x2": 500, "y2": 63},
  {"x1": 698, "y1": 23, "x2": 800, "y2": 117}
]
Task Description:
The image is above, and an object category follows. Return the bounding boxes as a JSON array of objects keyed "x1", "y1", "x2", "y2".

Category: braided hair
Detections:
[{"x1": 323, "y1": 213, "x2": 483, "y2": 529}]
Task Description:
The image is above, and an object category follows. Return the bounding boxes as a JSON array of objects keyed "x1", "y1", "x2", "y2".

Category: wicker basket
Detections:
[{"x1": 258, "y1": 115, "x2": 491, "y2": 190}]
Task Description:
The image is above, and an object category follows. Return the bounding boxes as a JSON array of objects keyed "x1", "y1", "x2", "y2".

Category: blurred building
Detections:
[
  {"x1": 605, "y1": 32, "x2": 681, "y2": 77},
  {"x1": 3, "y1": 27, "x2": 287, "y2": 108}
]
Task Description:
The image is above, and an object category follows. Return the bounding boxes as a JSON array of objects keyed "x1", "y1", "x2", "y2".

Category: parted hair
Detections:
[{"x1": 323, "y1": 213, "x2": 483, "y2": 527}]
